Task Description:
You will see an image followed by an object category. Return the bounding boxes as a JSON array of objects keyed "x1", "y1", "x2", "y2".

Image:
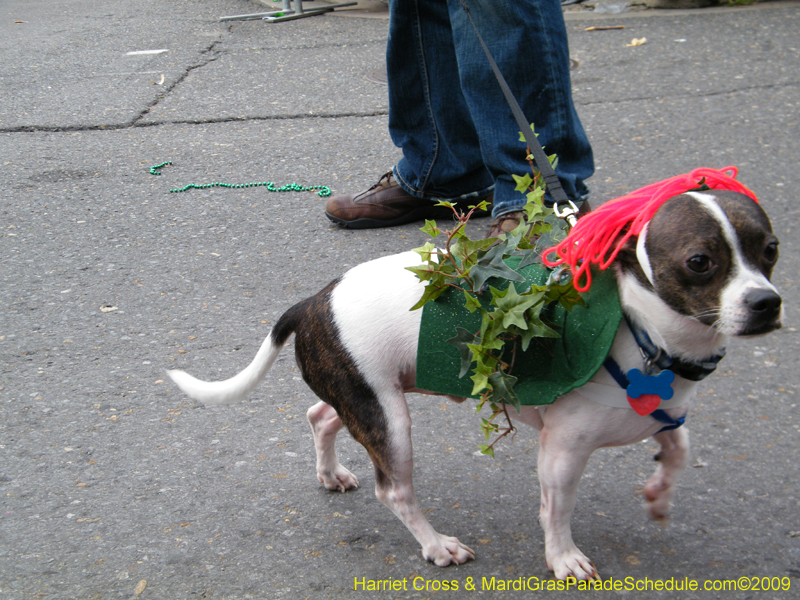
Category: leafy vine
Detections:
[{"x1": 407, "y1": 138, "x2": 584, "y2": 456}]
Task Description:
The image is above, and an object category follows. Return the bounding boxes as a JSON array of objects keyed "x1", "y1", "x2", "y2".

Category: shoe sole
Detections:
[
  {"x1": 324, "y1": 206, "x2": 457, "y2": 230},
  {"x1": 325, "y1": 200, "x2": 492, "y2": 230}
]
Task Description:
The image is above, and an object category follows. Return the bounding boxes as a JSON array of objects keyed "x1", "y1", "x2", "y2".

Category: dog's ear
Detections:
[
  {"x1": 613, "y1": 229, "x2": 654, "y2": 290},
  {"x1": 617, "y1": 231, "x2": 637, "y2": 261},
  {"x1": 608, "y1": 226, "x2": 636, "y2": 266}
]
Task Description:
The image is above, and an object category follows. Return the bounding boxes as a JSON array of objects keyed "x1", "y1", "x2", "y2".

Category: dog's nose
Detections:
[{"x1": 745, "y1": 289, "x2": 782, "y2": 316}]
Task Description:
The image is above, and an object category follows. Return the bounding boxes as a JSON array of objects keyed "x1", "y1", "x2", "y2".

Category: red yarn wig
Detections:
[{"x1": 542, "y1": 167, "x2": 758, "y2": 292}]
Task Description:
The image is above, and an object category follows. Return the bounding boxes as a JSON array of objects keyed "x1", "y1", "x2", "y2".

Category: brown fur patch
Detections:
[{"x1": 271, "y1": 280, "x2": 392, "y2": 477}]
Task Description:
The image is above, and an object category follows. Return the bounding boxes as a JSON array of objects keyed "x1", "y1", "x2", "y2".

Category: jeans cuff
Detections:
[{"x1": 392, "y1": 164, "x2": 495, "y2": 204}]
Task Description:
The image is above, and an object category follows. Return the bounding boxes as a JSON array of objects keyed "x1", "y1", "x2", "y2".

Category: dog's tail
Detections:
[{"x1": 166, "y1": 315, "x2": 295, "y2": 406}]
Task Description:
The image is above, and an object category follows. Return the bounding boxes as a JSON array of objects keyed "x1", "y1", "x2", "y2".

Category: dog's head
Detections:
[{"x1": 618, "y1": 190, "x2": 782, "y2": 338}]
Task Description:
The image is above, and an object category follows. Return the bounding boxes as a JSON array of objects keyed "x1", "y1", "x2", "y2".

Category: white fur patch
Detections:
[
  {"x1": 329, "y1": 251, "x2": 427, "y2": 448},
  {"x1": 616, "y1": 268, "x2": 728, "y2": 363},
  {"x1": 330, "y1": 251, "x2": 424, "y2": 394},
  {"x1": 635, "y1": 221, "x2": 655, "y2": 286}
]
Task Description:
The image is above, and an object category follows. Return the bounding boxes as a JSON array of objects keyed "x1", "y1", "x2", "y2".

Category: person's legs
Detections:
[
  {"x1": 388, "y1": 0, "x2": 495, "y2": 203},
  {"x1": 325, "y1": 0, "x2": 494, "y2": 229},
  {"x1": 326, "y1": 0, "x2": 593, "y2": 228},
  {"x1": 446, "y1": 0, "x2": 594, "y2": 217}
]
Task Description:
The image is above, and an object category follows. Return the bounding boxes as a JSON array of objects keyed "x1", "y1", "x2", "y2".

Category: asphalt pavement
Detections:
[{"x1": 1, "y1": 1, "x2": 799, "y2": 598}]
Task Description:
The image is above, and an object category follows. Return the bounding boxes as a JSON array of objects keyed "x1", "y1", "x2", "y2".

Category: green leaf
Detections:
[
  {"x1": 512, "y1": 173, "x2": 534, "y2": 193},
  {"x1": 523, "y1": 195, "x2": 553, "y2": 226},
  {"x1": 496, "y1": 286, "x2": 544, "y2": 331},
  {"x1": 450, "y1": 237, "x2": 495, "y2": 270},
  {"x1": 411, "y1": 241, "x2": 438, "y2": 263},
  {"x1": 478, "y1": 444, "x2": 495, "y2": 458},
  {"x1": 408, "y1": 280, "x2": 448, "y2": 311},
  {"x1": 446, "y1": 327, "x2": 479, "y2": 378},
  {"x1": 480, "y1": 418, "x2": 498, "y2": 440},
  {"x1": 405, "y1": 263, "x2": 437, "y2": 282},
  {"x1": 448, "y1": 223, "x2": 468, "y2": 242},
  {"x1": 544, "y1": 268, "x2": 586, "y2": 311},
  {"x1": 528, "y1": 220, "x2": 553, "y2": 238},
  {"x1": 521, "y1": 315, "x2": 560, "y2": 342},
  {"x1": 469, "y1": 200, "x2": 492, "y2": 213},
  {"x1": 462, "y1": 289, "x2": 482, "y2": 313},
  {"x1": 518, "y1": 325, "x2": 540, "y2": 352},
  {"x1": 546, "y1": 266, "x2": 574, "y2": 288},
  {"x1": 515, "y1": 248, "x2": 540, "y2": 270},
  {"x1": 469, "y1": 357, "x2": 497, "y2": 396},
  {"x1": 518, "y1": 123, "x2": 538, "y2": 143},
  {"x1": 525, "y1": 186, "x2": 545, "y2": 206},
  {"x1": 533, "y1": 213, "x2": 570, "y2": 254},
  {"x1": 470, "y1": 370, "x2": 491, "y2": 397},
  {"x1": 467, "y1": 342, "x2": 500, "y2": 366},
  {"x1": 468, "y1": 243, "x2": 525, "y2": 291},
  {"x1": 420, "y1": 219, "x2": 441, "y2": 239},
  {"x1": 502, "y1": 231, "x2": 524, "y2": 250},
  {"x1": 487, "y1": 371, "x2": 520, "y2": 411},
  {"x1": 477, "y1": 303, "x2": 508, "y2": 349}
]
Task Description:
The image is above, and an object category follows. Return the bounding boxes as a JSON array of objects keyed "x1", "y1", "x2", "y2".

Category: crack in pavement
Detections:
[
  {"x1": 0, "y1": 109, "x2": 391, "y2": 134},
  {"x1": 1, "y1": 21, "x2": 794, "y2": 135},
  {"x1": 0, "y1": 33, "x2": 389, "y2": 135},
  {"x1": 129, "y1": 40, "x2": 225, "y2": 129}
]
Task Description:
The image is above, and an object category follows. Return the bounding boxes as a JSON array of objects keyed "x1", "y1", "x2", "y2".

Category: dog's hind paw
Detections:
[
  {"x1": 318, "y1": 465, "x2": 359, "y2": 492},
  {"x1": 547, "y1": 548, "x2": 599, "y2": 581},
  {"x1": 422, "y1": 534, "x2": 475, "y2": 567}
]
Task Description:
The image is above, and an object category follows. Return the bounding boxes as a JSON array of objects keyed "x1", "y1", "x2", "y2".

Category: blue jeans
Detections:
[{"x1": 387, "y1": 0, "x2": 594, "y2": 217}]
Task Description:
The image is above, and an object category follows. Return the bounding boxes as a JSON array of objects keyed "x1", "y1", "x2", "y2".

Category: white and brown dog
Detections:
[{"x1": 167, "y1": 187, "x2": 781, "y2": 580}]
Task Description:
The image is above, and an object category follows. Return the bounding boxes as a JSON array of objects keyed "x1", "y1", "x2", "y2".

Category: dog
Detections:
[{"x1": 167, "y1": 187, "x2": 781, "y2": 580}]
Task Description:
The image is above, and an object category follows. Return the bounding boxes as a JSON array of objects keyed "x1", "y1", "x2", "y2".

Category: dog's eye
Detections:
[
  {"x1": 764, "y1": 241, "x2": 779, "y2": 263},
  {"x1": 686, "y1": 254, "x2": 711, "y2": 273}
]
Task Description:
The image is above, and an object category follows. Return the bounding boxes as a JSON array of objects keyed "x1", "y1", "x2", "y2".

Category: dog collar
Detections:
[
  {"x1": 603, "y1": 316, "x2": 725, "y2": 417},
  {"x1": 625, "y1": 315, "x2": 726, "y2": 382}
]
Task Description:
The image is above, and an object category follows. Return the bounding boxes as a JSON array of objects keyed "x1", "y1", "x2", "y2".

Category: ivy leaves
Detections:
[
  {"x1": 407, "y1": 131, "x2": 583, "y2": 456},
  {"x1": 470, "y1": 242, "x2": 525, "y2": 292},
  {"x1": 445, "y1": 275, "x2": 582, "y2": 413}
]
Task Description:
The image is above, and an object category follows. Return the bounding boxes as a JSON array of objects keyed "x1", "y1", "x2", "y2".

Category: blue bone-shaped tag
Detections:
[{"x1": 626, "y1": 368, "x2": 675, "y2": 400}]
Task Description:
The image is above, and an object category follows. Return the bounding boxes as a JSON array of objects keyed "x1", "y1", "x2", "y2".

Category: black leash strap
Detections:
[{"x1": 458, "y1": 0, "x2": 577, "y2": 221}]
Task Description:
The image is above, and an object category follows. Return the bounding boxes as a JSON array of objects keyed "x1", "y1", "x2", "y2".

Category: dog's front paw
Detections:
[
  {"x1": 318, "y1": 465, "x2": 359, "y2": 493},
  {"x1": 547, "y1": 547, "x2": 598, "y2": 581},
  {"x1": 643, "y1": 468, "x2": 674, "y2": 521},
  {"x1": 422, "y1": 534, "x2": 475, "y2": 567}
]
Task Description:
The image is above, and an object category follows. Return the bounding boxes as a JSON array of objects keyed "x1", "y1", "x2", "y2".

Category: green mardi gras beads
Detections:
[{"x1": 149, "y1": 161, "x2": 331, "y2": 197}]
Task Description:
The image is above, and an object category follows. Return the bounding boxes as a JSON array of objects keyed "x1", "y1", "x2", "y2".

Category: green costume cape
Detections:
[{"x1": 415, "y1": 263, "x2": 622, "y2": 405}]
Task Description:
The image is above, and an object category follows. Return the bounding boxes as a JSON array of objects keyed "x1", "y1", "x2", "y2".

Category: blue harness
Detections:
[
  {"x1": 603, "y1": 317, "x2": 725, "y2": 434},
  {"x1": 603, "y1": 356, "x2": 686, "y2": 433}
]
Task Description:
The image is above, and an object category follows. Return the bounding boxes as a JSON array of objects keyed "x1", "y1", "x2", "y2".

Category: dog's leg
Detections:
[
  {"x1": 306, "y1": 401, "x2": 359, "y2": 492},
  {"x1": 643, "y1": 426, "x2": 690, "y2": 521},
  {"x1": 537, "y1": 427, "x2": 598, "y2": 580},
  {"x1": 370, "y1": 393, "x2": 475, "y2": 567}
]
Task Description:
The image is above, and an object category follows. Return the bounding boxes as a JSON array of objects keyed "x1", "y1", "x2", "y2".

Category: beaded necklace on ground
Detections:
[
  {"x1": 150, "y1": 161, "x2": 172, "y2": 175},
  {"x1": 149, "y1": 161, "x2": 332, "y2": 197}
]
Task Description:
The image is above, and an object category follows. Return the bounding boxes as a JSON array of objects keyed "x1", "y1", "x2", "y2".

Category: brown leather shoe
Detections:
[
  {"x1": 325, "y1": 171, "x2": 491, "y2": 229},
  {"x1": 485, "y1": 211, "x2": 526, "y2": 238},
  {"x1": 485, "y1": 200, "x2": 592, "y2": 239}
]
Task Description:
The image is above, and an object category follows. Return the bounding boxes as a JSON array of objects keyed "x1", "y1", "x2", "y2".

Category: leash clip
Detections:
[
  {"x1": 640, "y1": 345, "x2": 662, "y2": 376},
  {"x1": 553, "y1": 198, "x2": 581, "y2": 229}
]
